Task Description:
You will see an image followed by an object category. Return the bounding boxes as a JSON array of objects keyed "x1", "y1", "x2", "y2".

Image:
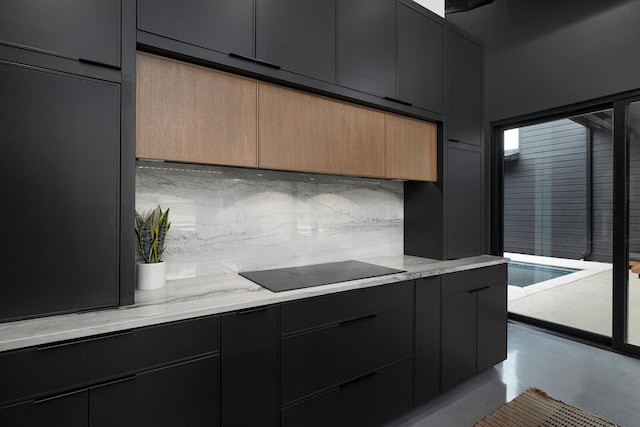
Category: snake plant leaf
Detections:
[{"x1": 135, "y1": 205, "x2": 171, "y2": 264}]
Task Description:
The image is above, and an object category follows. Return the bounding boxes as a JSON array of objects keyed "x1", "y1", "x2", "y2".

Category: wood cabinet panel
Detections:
[
  {"x1": 258, "y1": 83, "x2": 386, "y2": 178},
  {"x1": 386, "y1": 114, "x2": 437, "y2": 181},
  {"x1": 136, "y1": 52, "x2": 258, "y2": 167}
]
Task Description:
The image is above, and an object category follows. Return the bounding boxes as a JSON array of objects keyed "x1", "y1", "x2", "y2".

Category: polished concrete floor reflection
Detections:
[{"x1": 385, "y1": 322, "x2": 640, "y2": 427}]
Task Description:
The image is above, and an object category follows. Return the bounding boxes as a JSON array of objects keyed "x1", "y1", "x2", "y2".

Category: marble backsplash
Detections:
[{"x1": 136, "y1": 161, "x2": 404, "y2": 280}]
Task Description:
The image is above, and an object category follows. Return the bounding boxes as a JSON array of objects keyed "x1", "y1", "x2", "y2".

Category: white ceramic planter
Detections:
[{"x1": 137, "y1": 261, "x2": 166, "y2": 290}]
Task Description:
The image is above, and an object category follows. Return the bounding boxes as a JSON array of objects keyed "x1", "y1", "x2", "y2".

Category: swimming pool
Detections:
[{"x1": 508, "y1": 262, "x2": 579, "y2": 287}]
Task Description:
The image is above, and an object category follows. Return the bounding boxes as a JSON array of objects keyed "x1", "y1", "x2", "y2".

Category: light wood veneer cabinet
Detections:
[
  {"x1": 386, "y1": 113, "x2": 437, "y2": 181},
  {"x1": 258, "y1": 83, "x2": 386, "y2": 178},
  {"x1": 136, "y1": 52, "x2": 258, "y2": 167},
  {"x1": 136, "y1": 52, "x2": 437, "y2": 181}
]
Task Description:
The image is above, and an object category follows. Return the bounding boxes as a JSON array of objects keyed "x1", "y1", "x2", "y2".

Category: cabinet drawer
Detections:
[
  {"x1": 442, "y1": 264, "x2": 507, "y2": 297},
  {"x1": 281, "y1": 358, "x2": 413, "y2": 427},
  {"x1": 281, "y1": 280, "x2": 413, "y2": 335},
  {"x1": 281, "y1": 306, "x2": 413, "y2": 405},
  {"x1": 1, "y1": 315, "x2": 219, "y2": 405}
]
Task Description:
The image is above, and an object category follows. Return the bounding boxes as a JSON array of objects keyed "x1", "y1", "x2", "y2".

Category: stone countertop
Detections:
[{"x1": 0, "y1": 255, "x2": 507, "y2": 352}]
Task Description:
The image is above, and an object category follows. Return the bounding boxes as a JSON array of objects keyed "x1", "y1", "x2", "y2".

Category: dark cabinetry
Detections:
[
  {"x1": 256, "y1": 0, "x2": 336, "y2": 83},
  {"x1": 0, "y1": 61, "x2": 120, "y2": 322},
  {"x1": 441, "y1": 265, "x2": 507, "y2": 390},
  {"x1": 414, "y1": 276, "x2": 441, "y2": 404},
  {"x1": 397, "y1": 1, "x2": 443, "y2": 113},
  {"x1": 0, "y1": 316, "x2": 220, "y2": 425},
  {"x1": 446, "y1": 25, "x2": 482, "y2": 147},
  {"x1": 337, "y1": 0, "x2": 396, "y2": 99},
  {"x1": 221, "y1": 306, "x2": 279, "y2": 427},
  {"x1": 137, "y1": 0, "x2": 254, "y2": 58},
  {"x1": 280, "y1": 281, "x2": 414, "y2": 426},
  {"x1": 90, "y1": 355, "x2": 220, "y2": 427},
  {"x1": 0, "y1": 0, "x2": 120, "y2": 68}
]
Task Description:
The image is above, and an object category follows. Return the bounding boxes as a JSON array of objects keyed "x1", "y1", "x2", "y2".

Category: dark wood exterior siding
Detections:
[{"x1": 586, "y1": 127, "x2": 613, "y2": 263}]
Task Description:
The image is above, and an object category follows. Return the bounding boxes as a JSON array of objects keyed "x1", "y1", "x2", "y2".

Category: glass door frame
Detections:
[{"x1": 491, "y1": 94, "x2": 640, "y2": 357}]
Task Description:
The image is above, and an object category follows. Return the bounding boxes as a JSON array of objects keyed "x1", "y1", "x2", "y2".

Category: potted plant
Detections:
[{"x1": 135, "y1": 205, "x2": 171, "y2": 290}]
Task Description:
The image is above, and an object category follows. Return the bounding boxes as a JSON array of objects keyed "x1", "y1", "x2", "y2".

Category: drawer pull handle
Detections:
[
  {"x1": 469, "y1": 286, "x2": 491, "y2": 294},
  {"x1": 340, "y1": 371, "x2": 378, "y2": 389},
  {"x1": 78, "y1": 57, "x2": 121, "y2": 70},
  {"x1": 36, "y1": 329, "x2": 133, "y2": 351},
  {"x1": 448, "y1": 138, "x2": 461, "y2": 143},
  {"x1": 339, "y1": 313, "x2": 377, "y2": 327},
  {"x1": 91, "y1": 374, "x2": 138, "y2": 389},
  {"x1": 228, "y1": 52, "x2": 281, "y2": 70},
  {"x1": 34, "y1": 388, "x2": 86, "y2": 405},
  {"x1": 383, "y1": 96, "x2": 413, "y2": 107},
  {"x1": 237, "y1": 306, "x2": 268, "y2": 316}
]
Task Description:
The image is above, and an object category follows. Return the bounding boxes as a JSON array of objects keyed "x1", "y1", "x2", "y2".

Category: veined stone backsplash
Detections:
[{"x1": 136, "y1": 161, "x2": 404, "y2": 280}]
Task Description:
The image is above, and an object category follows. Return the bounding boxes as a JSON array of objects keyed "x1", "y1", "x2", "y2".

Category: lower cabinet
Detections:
[
  {"x1": 414, "y1": 276, "x2": 441, "y2": 405},
  {"x1": 221, "y1": 306, "x2": 279, "y2": 427},
  {"x1": 281, "y1": 358, "x2": 414, "y2": 427},
  {"x1": 0, "y1": 389, "x2": 88, "y2": 427},
  {"x1": 441, "y1": 265, "x2": 507, "y2": 391},
  {"x1": 280, "y1": 281, "x2": 415, "y2": 426},
  {"x1": 90, "y1": 355, "x2": 220, "y2": 427}
]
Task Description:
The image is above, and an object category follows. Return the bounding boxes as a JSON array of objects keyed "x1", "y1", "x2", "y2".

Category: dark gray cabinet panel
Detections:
[
  {"x1": 447, "y1": 25, "x2": 482, "y2": 146},
  {"x1": 281, "y1": 306, "x2": 413, "y2": 405},
  {"x1": 477, "y1": 284, "x2": 508, "y2": 372},
  {"x1": 441, "y1": 265, "x2": 507, "y2": 390},
  {"x1": 441, "y1": 291, "x2": 477, "y2": 390},
  {"x1": 90, "y1": 355, "x2": 220, "y2": 427},
  {"x1": 0, "y1": 390, "x2": 87, "y2": 427},
  {"x1": 447, "y1": 146, "x2": 483, "y2": 258},
  {"x1": 1, "y1": 316, "x2": 219, "y2": 406},
  {"x1": 0, "y1": 61, "x2": 119, "y2": 322},
  {"x1": 281, "y1": 358, "x2": 413, "y2": 427},
  {"x1": 256, "y1": 0, "x2": 336, "y2": 83},
  {"x1": 414, "y1": 276, "x2": 441, "y2": 404},
  {"x1": 398, "y1": 2, "x2": 443, "y2": 113},
  {"x1": 337, "y1": 0, "x2": 396, "y2": 98},
  {"x1": 137, "y1": 0, "x2": 254, "y2": 57},
  {"x1": 0, "y1": 0, "x2": 120, "y2": 68},
  {"x1": 222, "y1": 306, "x2": 279, "y2": 427}
]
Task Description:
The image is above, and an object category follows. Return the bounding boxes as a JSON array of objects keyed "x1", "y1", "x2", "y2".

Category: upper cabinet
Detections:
[
  {"x1": 0, "y1": 0, "x2": 121, "y2": 68},
  {"x1": 397, "y1": 2, "x2": 443, "y2": 114},
  {"x1": 337, "y1": 0, "x2": 397, "y2": 99},
  {"x1": 446, "y1": 25, "x2": 482, "y2": 146},
  {"x1": 137, "y1": 0, "x2": 254, "y2": 58},
  {"x1": 136, "y1": 52, "x2": 258, "y2": 168},
  {"x1": 256, "y1": 0, "x2": 336, "y2": 83},
  {"x1": 337, "y1": 0, "x2": 443, "y2": 114},
  {"x1": 258, "y1": 83, "x2": 386, "y2": 178},
  {"x1": 386, "y1": 114, "x2": 437, "y2": 181}
]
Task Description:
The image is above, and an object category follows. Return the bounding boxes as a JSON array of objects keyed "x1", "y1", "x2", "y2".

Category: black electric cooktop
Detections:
[{"x1": 239, "y1": 260, "x2": 405, "y2": 293}]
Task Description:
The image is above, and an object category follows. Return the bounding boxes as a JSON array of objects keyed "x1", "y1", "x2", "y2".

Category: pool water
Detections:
[{"x1": 508, "y1": 262, "x2": 579, "y2": 287}]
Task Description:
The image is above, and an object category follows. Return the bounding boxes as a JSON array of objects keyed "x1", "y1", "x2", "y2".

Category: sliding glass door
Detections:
[{"x1": 502, "y1": 110, "x2": 614, "y2": 338}]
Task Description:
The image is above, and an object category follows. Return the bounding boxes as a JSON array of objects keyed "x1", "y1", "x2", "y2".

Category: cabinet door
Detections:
[
  {"x1": 136, "y1": 52, "x2": 258, "y2": 168},
  {"x1": 256, "y1": 0, "x2": 336, "y2": 83},
  {"x1": 337, "y1": 0, "x2": 396, "y2": 98},
  {"x1": 258, "y1": 83, "x2": 386, "y2": 178},
  {"x1": 222, "y1": 306, "x2": 279, "y2": 427},
  {"x1": 281, "y1": 359, "x2": 413, "y2": 427},
  {"x1": 447, "y1": 26, "x2": 482, "y2": 146},
  {"x1": 0, "y1": 0, "x2": 120, "y2": 68},
  {"x1": 90, "y1": 355, "x2": 220, "y2": 427},
  {"x1": 386, "y1": 114, "x2": 438, "y2": 181},
  {"x1": 415, "y1": 276, "x2": 441, "y2": 404},
  {"x1": 477, "y1": 283, "x2": 507, "y2": 372},
  {"x1": 441, "y1": 291, "x2": 477, "y2": 391},
  {"x1": 0, "y1": 390, "x2": 87, "y2": 427},
  {"x1": 397, "y1": 3, "x2": 443, "y2": 113},
  {"x1": 446, "y1": 146, "x2": 483, "y2": 258},
  {"x1": 137, "y1": 0, "x2": 253, "y2": 58},
  {"x1": 0, "y1": 62, "x2": 119, "y2": 322}
]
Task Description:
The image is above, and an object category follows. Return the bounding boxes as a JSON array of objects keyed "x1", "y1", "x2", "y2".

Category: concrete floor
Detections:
[
  {"x1": 385, "y1": 322, "x2": 640, "y2": 427},
  {"x1": 506, "y1": 253, "x2": 640, "y2": 345}
]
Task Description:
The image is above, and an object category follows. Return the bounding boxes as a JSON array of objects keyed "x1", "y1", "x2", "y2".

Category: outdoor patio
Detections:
[{"x1": 506, "y1": 253, "x2": 640, "y2": 345}]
